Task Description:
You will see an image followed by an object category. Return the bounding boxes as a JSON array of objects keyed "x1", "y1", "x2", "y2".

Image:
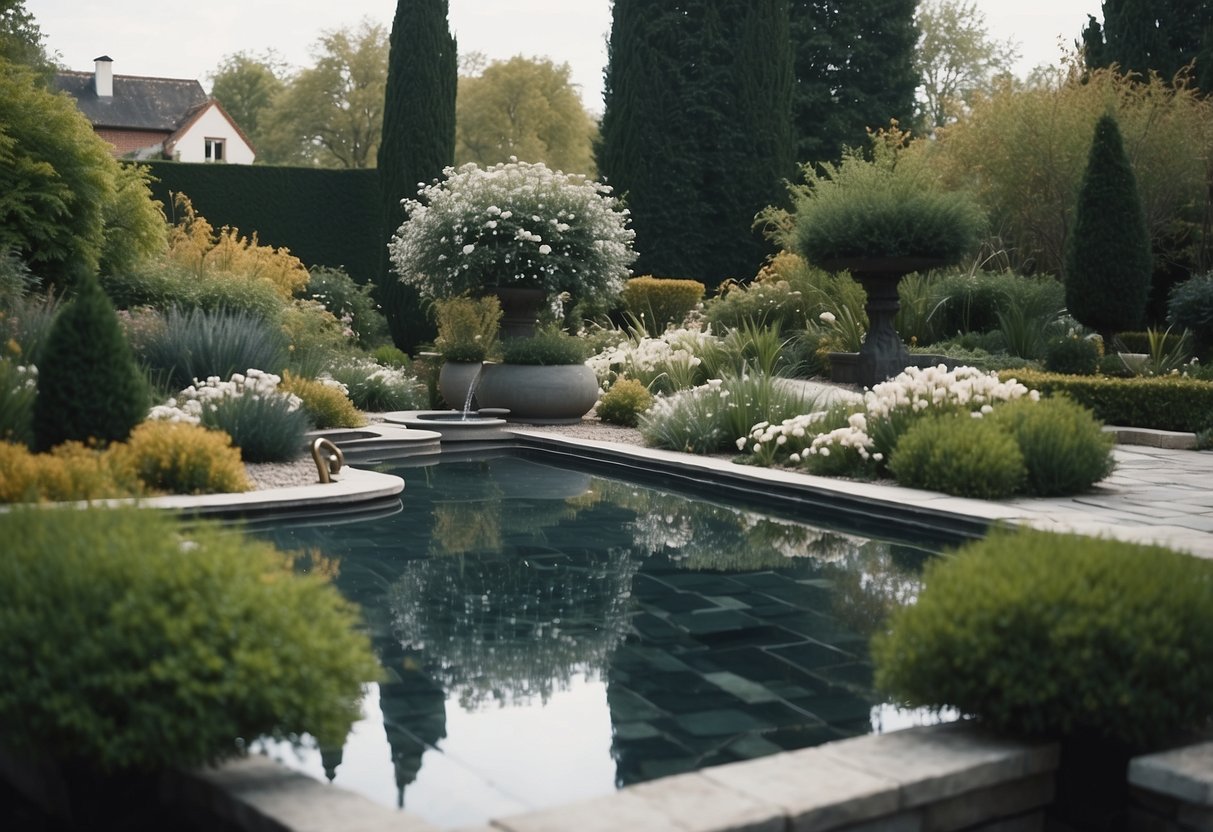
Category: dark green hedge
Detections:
[
  {"x1": 1004, "y1": 369, "x2": 1213, "y2": 432},
  {"x1": 135, "y1": 161, "x2": 383, "y2": 288}
]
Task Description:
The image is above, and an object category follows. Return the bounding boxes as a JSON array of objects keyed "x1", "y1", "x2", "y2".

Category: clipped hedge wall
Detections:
[
  {"x1": 1004, "y1": 369, "x2": 1213, "y2": 432},
  {"x1": 135, "y1": 162, "x2": 382, "y2": 287}
]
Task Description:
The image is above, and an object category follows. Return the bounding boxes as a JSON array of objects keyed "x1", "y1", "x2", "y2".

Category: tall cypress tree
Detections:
[
  {"x1": 1083, "y1": 0, "x2": 1213, "y2": 91},
  {"x1": 377, "y1": 0, "x2": 457, "y2": 352},
  {"x1": 790, "y1": 0, "x2": 919, "y2": 165},
  {"x1": 598, "y1": 0, "x2": 794, "y2": 287},
  {"x1": 1065, "y1": 114, "x2": 1153, "y2": 343}
]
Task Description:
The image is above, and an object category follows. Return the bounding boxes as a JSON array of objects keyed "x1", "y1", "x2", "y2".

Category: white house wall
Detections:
[{"x1": 173, "y1": 105, "x2": 255, "y2": 164}]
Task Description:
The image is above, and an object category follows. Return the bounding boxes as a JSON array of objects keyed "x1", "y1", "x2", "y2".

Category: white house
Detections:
[{"x1": 54, "y1": 56, "x2": 256, "y2": 164}]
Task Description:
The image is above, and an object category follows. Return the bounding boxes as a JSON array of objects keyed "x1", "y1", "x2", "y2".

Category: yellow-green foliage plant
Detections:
[
  {"x1": 621, "y1": 276, "x2": 705, "y2": 335},
  {"x1": 433, "y1": 295, "x2": 502, "y2": 362},
  {"x1": 165, "y1": 193, "x2": 309, "y2": 299},
  {"x1": 109, "y1": 421, "x2": 250, "y2": 495},
  {"x1": 873, "y1": 528, "x2": 1213, "y2": 750},
  {"x1": 280, "y1": 371, "x2": 366, "y2": 429},
  {"x1": 0, "y1": 441, "x2": 140, "y2": 504},
  {"x1": 0, "y1": 505, "x2": 381, "y2": 774},
  {"x1": 923, "y1": 64, "x2": 1213, "y2": 278},
  {"x1": 596, "y1": 378, "x2": 653, "y2": 427}
]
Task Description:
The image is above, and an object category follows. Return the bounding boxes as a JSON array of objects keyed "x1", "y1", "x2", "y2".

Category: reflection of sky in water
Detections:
[
  {"x1": 252, "y1": 455, "x2": 960, "y2": 828},
  {"x1": 260, "y1": 672, "x2": 615, "y2": 828}
]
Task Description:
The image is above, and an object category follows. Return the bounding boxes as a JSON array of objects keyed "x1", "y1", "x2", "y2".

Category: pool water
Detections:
[{"x1": 252, "y1": 454, "x2": 954, "y2": 828}]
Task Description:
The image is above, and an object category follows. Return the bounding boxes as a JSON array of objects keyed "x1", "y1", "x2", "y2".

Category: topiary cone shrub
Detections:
[
  {"x1": 33, "y1": 274, "x2": 148, "y2": 451},
  {"x1": 873, "y1": 527, "x2": 1213, "y2": 751},
  {"x1": 1064, "y1": 114, "x2": 1152, "y2": 345},
  {"x1": 0, "y1": 506, "x2": 380, "y2": 777}
]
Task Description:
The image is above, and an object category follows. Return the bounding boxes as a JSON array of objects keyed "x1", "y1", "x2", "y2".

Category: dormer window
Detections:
[{"x1": 205, "y1": 138, "x2": 225, "y2": 163}]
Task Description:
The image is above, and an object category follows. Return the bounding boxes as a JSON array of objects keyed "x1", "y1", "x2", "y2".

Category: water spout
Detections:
[{"x1": 461, "y1": 363, "x2": 486, "y2": 421}]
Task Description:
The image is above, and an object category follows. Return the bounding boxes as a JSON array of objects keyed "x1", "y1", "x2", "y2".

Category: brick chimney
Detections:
[{"x1": 94, "y1": 55, "x2": 113, "y2": 97}]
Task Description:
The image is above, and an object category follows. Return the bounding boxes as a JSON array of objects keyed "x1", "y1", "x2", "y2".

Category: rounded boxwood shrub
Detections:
[
  {"x1": 0, "y1": 441, "x2": 138, "y2": 503},
  {"x1": 988, "y1": 396, "x2": 1115, "y2": 496},
  {"x1": 1168, "y1": 272, "x2": 1213, "y2": 353},
  {"x1": 33, "y1": 273, "x2": 148, "y2": 451},
  {"x1": 1044, "y1": 335, "x2": 1100, "y2": 376},
  {"x1": 873, "y1": 528, "x2": 1213, "y2": 749},
  {"x1": 109, "y1": 421, "x2": 250, "y2": 495},
  {"x1": 501, "y1": 328, "x2": 590, "y2": 365},
  {"x1": 888, "y1": 413, "x2": 1026, "y2": 499},
  {"x1": 0, "y1": 506, "x2": 380, "y2": 773},
  {"x1": 597, "y1": 378, "x2": 653, "y2": 427}
]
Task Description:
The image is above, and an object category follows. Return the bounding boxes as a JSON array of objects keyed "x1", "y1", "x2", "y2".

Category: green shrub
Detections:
[
  {"x1": 0, "y1": 292, "x2": 62, "y2": 367},
  {"x1": 988, "y1": 397, "x2": 1115, "y2": 496},
  {"x1": 134, "y1": 307, "x2": 288, "y2": 392},
  {"x1": 1168, "y1": 274, "x2": 1213, "y2": 353},
  {"x1": 703, "y1": 251, "x2": 865, "y2": 334},
  {"x1": 888, "y1": 413, "x2": 1026, "y2": 499},
  {"x1": 302, "y1": 266, "x2": 390, "y2": 349},
  {"x1": 373, "y1": 345, "x2": 410, "y2": 367},
  {"x1": 202, "y1": 390, "x2": 312, "y2": 463},
  {"x1": 0, "y1": 506, "x2": 380, "y2": 772},
  {"x1": 33, "y1": 274, "x2": 148, "y2": 451},
  {"x1": 0, "y1": 249, "x2": 37, "y2": 305},
  {"x1": 501, "y1": 328, "x2": 590, "y2": 365},
  {"x1": 621, "y1": 276, "x2": 705, "y2": 335},
  {"x1": 1116, "y1": 330, "x2": 1187, "y2": 356},
  {"x1": 101, "y1": 262, "x2": 286, "y2": 321},
  {"x1": 110, "y1": 421, "x2": 250, "y2": 495},
  {"x1": 1004, "y1": 369, "x2": 1213, "y2": 432},
  {"x1": 0, "y1": 359, "x2": 37, "y2": 447},
  {"x1": 873, "y1": 528, "x2": 1213, "y2": 749},
  {"x1": 1044, "y1": 335, "x2": 1101, "y2": 375},
  {"x1": 597, "y1": 378, "x2": 653, "y2": 426},
  {"x1": 281, "y1": 371, "x2": 366, "y2": 429}
]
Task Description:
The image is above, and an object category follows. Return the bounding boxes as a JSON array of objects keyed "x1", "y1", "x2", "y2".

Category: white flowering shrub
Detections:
[
  {"x1": 742, "y1": 365, "x2": 1039, "y2": 477},
  {"x1": 389, "y1": 159, "x2": 637, "y2": 305},
  {"x1": 327, "y1": 357, "x2": 428, "y2": 412},
  {"x1": 149, "y1": 369, "x2": 311, "y2": 462},
  {"x1": 588, "y1": 326, "x2": 718, "y2": 394}
]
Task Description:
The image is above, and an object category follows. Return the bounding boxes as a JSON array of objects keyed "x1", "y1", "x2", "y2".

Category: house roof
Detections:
[{"x1": 53, "y1": 70, "x2": 208, "y2": 131}]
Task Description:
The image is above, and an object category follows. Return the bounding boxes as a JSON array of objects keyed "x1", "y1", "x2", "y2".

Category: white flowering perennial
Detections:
[
  {"x1": 744, "y1": 365, "x2": 1040, "y2": 470},
  {"x1": 588, "y1": 327, "x2": 717, "y2": 392},
  {"x1": 389, "y1": 158, "x2": 636, "y2": 303},
  {"x1": 148, "y1": 369, "x2": 303, "y2": 425}
]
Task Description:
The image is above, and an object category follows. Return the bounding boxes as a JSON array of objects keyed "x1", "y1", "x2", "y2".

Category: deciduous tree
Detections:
[
  {"x1": 208, "y1": 51, "x2": 287, "y2": 154},
  {"x1": 915, "y1": 0, "x2": 1019, "y2": 130},
  {"x1": 456, "y1": 56, "x2": 597, "y2": 176},
  {"x1": 0, "y1": 0, "x2": 55, "y2": 83}
]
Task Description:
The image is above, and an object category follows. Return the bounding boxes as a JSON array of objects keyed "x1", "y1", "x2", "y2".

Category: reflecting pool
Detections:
[{"x1": 251, "y1": 454, "x2": 958, "y2": 828}]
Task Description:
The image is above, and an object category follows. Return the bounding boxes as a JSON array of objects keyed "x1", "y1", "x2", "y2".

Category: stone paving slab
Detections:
[{"x1": 1129, "y1": 742, "x2": 1213, "y2": 806}]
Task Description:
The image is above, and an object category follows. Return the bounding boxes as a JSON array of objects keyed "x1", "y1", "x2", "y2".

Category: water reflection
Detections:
[{"x1": 252, "y1": 455, "x2": 945, "y2": 827}]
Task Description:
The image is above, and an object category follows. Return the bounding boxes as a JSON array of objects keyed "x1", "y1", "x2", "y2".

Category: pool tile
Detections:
[
  {"x1": 768, "y1": 640, "x2": 857, "y2": 670},
  {"x1": 675, "y1": 708, "x2": 776, "y2": 737},
  {"x1": 668, "y1": 608, "x2": 765, "y2": 636},
  {"x1": 703, "y1": 671, "x2": 781, "y2": 704}
]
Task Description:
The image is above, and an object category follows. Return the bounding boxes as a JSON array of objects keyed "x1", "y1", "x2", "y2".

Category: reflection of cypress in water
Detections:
[
  {"x1": 320, "y1": 745, "x2": 343, "y2": 782},
  {"x1": 378, "y1": 641, "x2": 448, "y2": 809}
]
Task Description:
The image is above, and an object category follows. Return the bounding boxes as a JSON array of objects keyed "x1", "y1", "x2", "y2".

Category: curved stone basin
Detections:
[{"x1": 383, "y1": 410, "x2": 512, "y2": 442}]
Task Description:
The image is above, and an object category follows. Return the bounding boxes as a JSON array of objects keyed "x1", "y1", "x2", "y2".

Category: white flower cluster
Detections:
[
  {"x1": 743, "y1": 365, "x2": 1039, "y2": 469},
  {"x1": 390, "y1": 158, "x2": 636, "y2": 304},
  {"x1": 11, "y1": 363, "x2": 37, "y2": 391},
  {"x1": 148, "y1": 369, "x2": 302, "y2": 425},
  {"x1": 588, "y1": 327, "x2": 716, "y2": 391}
]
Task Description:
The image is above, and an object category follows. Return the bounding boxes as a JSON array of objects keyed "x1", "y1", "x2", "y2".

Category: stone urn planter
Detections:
[
  {"x1": 475, "y1": 363, "x2": 599, "y2": 424},
  {"x1": 437, "y1": 361, "x2": 485, "y2": 412},
  {"x1": 490, "y1": 286, "x2": 546, "y2": 339},
  {"x1": 823, "y1": 256, "x2": 947, "y2": 388}
]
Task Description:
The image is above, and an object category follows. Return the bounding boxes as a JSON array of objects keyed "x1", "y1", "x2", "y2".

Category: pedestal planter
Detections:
[
  {"x1": 491, "y1": 287, "x2": 546, "y2": 339},
  {"x1": 438, "y1": 361, "x2": 485, "y2": 411},
  {"x1": 823, "y1": 257, "x2": 945, "y2": 388},
  {"x1": 475, "y1": 363, "x2": 599, "y2": 424}
]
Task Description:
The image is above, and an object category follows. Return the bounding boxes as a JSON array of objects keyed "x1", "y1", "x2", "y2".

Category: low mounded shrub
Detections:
[
  {"x1": 109, "y1": 421, "x2": 250, "y2": 495},
  {"x1": 888, "y1": 414, "x2": 1026, "y2": 499},
  {"x1": 621, "y1": 276, "x2": 705, "y2": 335},
  {"x1": 501, "y1": 328, "x2": 590, "y2": 365},
  {"x1": 373, "y1": 345, "x2": 410, "y2": 367},
  {"x1": 988, "y1": 396, "x2": 1115, "y2": 496},
  {"x1": 1044, "y1": 335, "x2": 1101, "y2": 375},
  {"x1": 280, "y1": 371, "x2": 366, "y2": 429},
  {"x1": 101, "y1": 262, "x2": 285, "y2": 321},
  {"x1": 597, "y1": 378, "x2": 653, "y2": 427},
  {"x1": 327, "y1": 359, "x2": 426, "y2": 412},
  {"x1": 873, "y1": 528, "x2": 1213, "y2": 749},
  {"x1": 0, "y1": 506, "x2": 380, "y2": 772},
  {"x1": 1168, "y1": 273, "x2": 1213, "y2": 352},
  {"x1": 1005, "y1": 369, "x2": 1213, "y2": 432},
  {"x1": 302, "y1": 266, "x2": 389, "y2": 349},
  {"x1": 0, "y1": 441, "x2": 139, "y2": 504}
]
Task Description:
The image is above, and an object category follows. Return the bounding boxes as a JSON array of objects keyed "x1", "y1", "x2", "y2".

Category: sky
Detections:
[{"x1": 30, "y1": 0, "x2": 1102, "y2": 114}]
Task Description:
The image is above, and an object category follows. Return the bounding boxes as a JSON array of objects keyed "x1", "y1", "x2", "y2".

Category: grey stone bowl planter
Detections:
[{"x1": 475, "y1": 363, "x2": 599, "y2": 424}]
